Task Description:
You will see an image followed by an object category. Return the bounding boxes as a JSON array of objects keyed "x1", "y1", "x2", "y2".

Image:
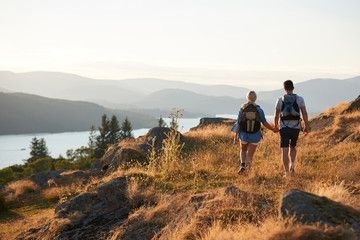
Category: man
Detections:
[{"x1": 274, "y1": 80, "x2": 309, "y2": 177}]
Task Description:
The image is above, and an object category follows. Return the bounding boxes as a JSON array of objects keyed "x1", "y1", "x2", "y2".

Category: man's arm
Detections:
[
  {"x1": 300, "y1": 106, "x2": 309, "y2": 135},
  {"x1": 274, "y1": 108, "x2": 280, "y2": 131}
]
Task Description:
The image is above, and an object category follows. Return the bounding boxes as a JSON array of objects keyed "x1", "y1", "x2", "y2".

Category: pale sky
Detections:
[{"x1": 0, "y1": 0, "x2": 359, "y2": 90}]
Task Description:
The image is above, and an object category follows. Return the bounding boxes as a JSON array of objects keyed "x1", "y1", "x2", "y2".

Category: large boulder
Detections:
[
  {"x1": 190, "y1": 117, "x2": 236, "y2": 131},
  {"x1": 29, "y1": 170, "x2": 67, "y2": 188},
  {"x1": 18, "y1": 177, "x2": 130, "y2": 240},
  {"x1": 280, "y1": 189, "x2": 360, "y2": 232},
  {"x1": 144, "y1": 127, "x2": 183, "y2": 150}
]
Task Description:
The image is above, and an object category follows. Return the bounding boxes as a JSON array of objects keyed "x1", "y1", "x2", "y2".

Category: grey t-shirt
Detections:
[{"x1": 275, "y1": 95, "x2": 305, "y2": 129}]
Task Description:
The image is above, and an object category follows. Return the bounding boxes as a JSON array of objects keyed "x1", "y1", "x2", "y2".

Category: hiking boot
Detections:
[
  {"x1": 290, "y1": 162, "x2": 295, "y2": 173},
  {"x1": 283, "y1": 172, "x2": 290, "y2": 178},
  {"x1": 238, "y1": 163, "x2": 246, "y2": 175}
]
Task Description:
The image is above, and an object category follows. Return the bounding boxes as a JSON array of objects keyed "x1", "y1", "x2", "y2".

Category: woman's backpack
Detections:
[{"x1": 240, "y1": 103, "x2": 261, "y2": 133}]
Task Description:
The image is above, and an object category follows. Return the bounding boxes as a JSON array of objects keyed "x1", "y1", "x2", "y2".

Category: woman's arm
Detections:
[{"x1": 234, "y1": 124, "x2": 240, "y2": 144}]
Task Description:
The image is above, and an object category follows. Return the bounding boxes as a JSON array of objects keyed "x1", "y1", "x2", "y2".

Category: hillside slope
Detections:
[
  {"x1": 1, "y1": 95, "x2": 360, "y2": 239},
  {"x1": 0, "y1": 92, "x2": 157, "y2": 135}
]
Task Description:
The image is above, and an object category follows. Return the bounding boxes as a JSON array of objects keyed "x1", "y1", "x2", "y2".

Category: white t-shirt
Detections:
[{"x1": 275, "y1": 94, "x2": 305, "y2": 129}]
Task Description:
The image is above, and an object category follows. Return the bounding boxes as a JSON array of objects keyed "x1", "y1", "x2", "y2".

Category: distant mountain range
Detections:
[
  {"x1": 259, "y1": 76, "x2": 360, "y2": 114},
  {"x1": 0, "y1": 92, "x2": 157, "y2": 135},
  {"x1": 1, "y1": 71, "x2": 360, "y2": 134}
]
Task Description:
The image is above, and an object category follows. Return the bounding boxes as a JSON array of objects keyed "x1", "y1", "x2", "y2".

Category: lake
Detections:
[
  {"x1": 0, "y1": 117, "x2": 207, "y2": 169},
  {"x1": 0, "y1": 114, "x2": 282, "y2": 170},
  {"x1": 0, "y1": 114, "x2": 278, "y2": 170}
]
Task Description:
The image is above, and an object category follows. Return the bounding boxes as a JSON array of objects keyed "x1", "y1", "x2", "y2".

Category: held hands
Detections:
[
  {"x1": 272, "y1": 125, "x2": 279, "y2": 133},
  {"x1": 273, "y1": 126, "x2": 279, "y2": 133}
]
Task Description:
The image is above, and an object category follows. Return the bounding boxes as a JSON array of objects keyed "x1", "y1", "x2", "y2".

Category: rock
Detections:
[
  {"x1": 342, "y1": 133, "x2": 357, "y2": 143},
  {"x1": 50, "y1": 177, "x2": 129, "y2": 239},
  {"x1": 190, "y1": 117, "x2": 236, "y2": 131},
  {"x1": 144, "y1": 127, "x2": 182, "y2": 150},
  {"x1": 308, "y1": 114, "x2": 334, "y2": 131},
  {"x1": 225, "y1": 185, "x2": 248, "y2": 199},
  {"x1": 90, "y1": 160, "x2": 102, "y2": 173},
  {"x1": 343, "y1": 95, "x2": 360, "y2": 113},
  {"x1": 29, "y1": 170, "x2": 67, "y2": 187},
  {"x1": 55, "y1": 177, "x2": 127, "y2": 218},
  {"x1": 280, "y1": 189, "x2": 360, "y2": 232},
  {"x1": 18, "y1": 177, "x2": 131, "y2": 240}
]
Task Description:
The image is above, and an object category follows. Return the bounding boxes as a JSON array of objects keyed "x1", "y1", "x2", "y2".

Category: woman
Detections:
[{"x1": 233, "y1": 90, "x2": 278, "y2": 174}]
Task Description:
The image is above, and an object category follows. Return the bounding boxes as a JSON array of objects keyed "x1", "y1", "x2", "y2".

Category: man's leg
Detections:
[
  {"x1": 289, "y1": 146, "x2": 297, "y2": 172},
  {"x1": 282, "y1": 147, "x2": 290, "y2": 176},
  {"x1": 246, "y1": 144, "x2": 257, "y2": 171}
]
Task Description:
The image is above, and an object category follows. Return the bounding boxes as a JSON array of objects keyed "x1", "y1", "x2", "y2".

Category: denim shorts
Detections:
[{"x1": 280, "y1": 128, "x2": 300, "y2": 148}]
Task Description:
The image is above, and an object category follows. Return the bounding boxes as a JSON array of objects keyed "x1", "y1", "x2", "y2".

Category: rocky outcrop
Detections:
[
  {"x1": 308, "y1": 114, "x2": 334, "y2": 131},
  {"x1": 28, "y1": 170, "x2": 67, "y2": 188},
  {"x1": 91, "y1": 127, "x2": 183, "y2": 174},
  {"x1": 280, "y1": 189, "x2": 360, "y2": 232},
  {"x1": 190, "y1": 117, "x2": 236, "y2": 131},
  {"x1": 18, "y1": 177, "x2": 130, "y2": 240},
  {"x1": 343, "y1": 95, "x2": 360, "y2": 113}
]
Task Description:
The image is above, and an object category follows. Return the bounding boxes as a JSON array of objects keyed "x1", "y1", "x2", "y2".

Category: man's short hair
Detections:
[{"x1": 284, "y1": 80, "x2": 294, "y2": 90}]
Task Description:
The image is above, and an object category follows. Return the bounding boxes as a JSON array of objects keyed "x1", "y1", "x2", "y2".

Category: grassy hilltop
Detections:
[{"x1": 1, "y1": 101, "x2": 360, "y2": 239}]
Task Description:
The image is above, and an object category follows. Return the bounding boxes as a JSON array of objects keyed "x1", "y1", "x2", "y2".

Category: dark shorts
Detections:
[{"x1": 280, "y1": 128, "x2": 300, "y2": 148}]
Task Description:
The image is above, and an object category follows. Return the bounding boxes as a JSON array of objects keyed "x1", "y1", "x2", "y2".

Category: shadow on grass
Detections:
[{"x1": 0, "y1": 210, "x2": 21, "y2": 222}]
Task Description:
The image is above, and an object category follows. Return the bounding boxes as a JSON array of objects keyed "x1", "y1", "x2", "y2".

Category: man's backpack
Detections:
[
  {"x1": 280, "y1": 94, "x2": 300, "y2": 121},
  {"x1": 239, "y1": 103, "x2": 261, "y2": 133}
]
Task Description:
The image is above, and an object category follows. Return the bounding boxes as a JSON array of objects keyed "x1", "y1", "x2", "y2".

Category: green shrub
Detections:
[
  {"x1": 27, "y1": 157, "x2": 55, "y2": 174},
  {"x1": 0, "y1": 167, "x2": 16, "y2": 183},
  {"x1": 73, "y1": 157, "x2": 96, "y2": 170}
]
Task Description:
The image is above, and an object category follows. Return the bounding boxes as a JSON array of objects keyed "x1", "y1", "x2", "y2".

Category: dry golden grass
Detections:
[
  {"x1": 41, "y1": 182, "x2": 80, "y2": 203},
  {"x1": 322, "y1": 102, "x2": 349, "y2": 116},
  {"x1": 4, "y1": 107, "x2": 360, "y2": 239},
  {"x1": 0, "y1": 208, "x2": 54, "y2": 240},
  {"x1": 4, "y1": 179, "x2": 37, "y2": 202}
]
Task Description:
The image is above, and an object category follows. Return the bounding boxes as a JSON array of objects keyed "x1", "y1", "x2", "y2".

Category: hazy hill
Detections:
[
  {"x1": 0, "y1": 92, "x2": 157, "y2": 135},
  {"x1": 1, "y1": 71, "x2": 360, "y2": 116},
  {"x1": 259, "y1": 77, "x2": 360, "y2": 115},
  {"x1": 131, "y1": 88, "x2": 274, "y2": 116},
  {"x1": 0, "y1": 87, "x2": 9, "y2": 92},
  {"x1": 0, "y1": 71, "x2": 249, "y2": 106},
  {"x1": 116, "y1": 78, "x2": 250, "y2": 97},
  {"x1": 0, "y1": 71, "x2": 145, "y2": 104},
  {"x1": 0, "y1": 71, "x2": 248, "y2": 99}
]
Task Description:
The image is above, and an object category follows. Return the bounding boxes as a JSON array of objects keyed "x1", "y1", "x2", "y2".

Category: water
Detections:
[
  {"x1": 0, "y1": 115, "x2": 276, "y2": 170},
  {"x1": 0, "y1": 118, "x2": 202, "y2": 169}
]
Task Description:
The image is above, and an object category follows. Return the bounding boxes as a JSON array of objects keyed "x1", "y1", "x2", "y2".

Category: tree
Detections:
[
  {"x1": 88, "y1": 125, "x2": 97, "y2": 152},
  {"x1": 92, "y1": 114, "x2": 123, "y2": 159},
  {"x1": 27, "y1": 137, "x2": 49, "y2": 163},
  {"x1": 120, "y1": 116, "x2": 133, "y2": 139},
  {"x1": 109, "y1": 115, "x2": 121, "y2": 144},
  {"x1": 158, "y1": 115, "x2": 167, "y2": 127},
  {"x1": 94, "y1": 114, "x2": 111, "y2": 158}
]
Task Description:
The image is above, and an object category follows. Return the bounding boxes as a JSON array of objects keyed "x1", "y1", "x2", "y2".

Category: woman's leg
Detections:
[
  {"x1": 240, "y1": 143, "x2": 248, "y2": 165},
  {"x1": 246, "y1": 144, "x2": 258, "y2": 171}
]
